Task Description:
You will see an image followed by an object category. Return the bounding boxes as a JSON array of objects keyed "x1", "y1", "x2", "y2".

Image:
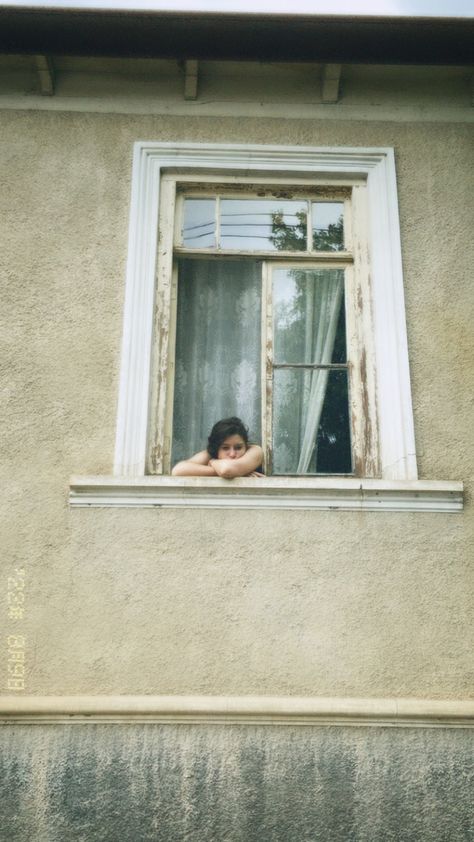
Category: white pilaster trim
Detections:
[
  {"x1": 70, "y1": 476, "x2": 463, "y2": 513},
  {"x1": 1, "y1": 695, "x2": 473, "y2": 728},
  {"x1": 367, "y1": 149, "x2": 417, "y2": 479},
  {"x1": 114, "y1": 143, "x2": 416, "y2": 480}
]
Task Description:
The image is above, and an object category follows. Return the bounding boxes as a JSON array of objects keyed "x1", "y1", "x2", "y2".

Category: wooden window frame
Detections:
[
  {"x1": 114, "y1": 142, "x2": 418, "y2": 482},
  {"x1": 152, "y1": 179, "x2": 377, "y2": 477}
]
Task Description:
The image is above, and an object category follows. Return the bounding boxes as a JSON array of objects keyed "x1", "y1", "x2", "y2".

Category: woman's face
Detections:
[{"x1": 217, "y1": 434, "x2": 247, "y2": 460}]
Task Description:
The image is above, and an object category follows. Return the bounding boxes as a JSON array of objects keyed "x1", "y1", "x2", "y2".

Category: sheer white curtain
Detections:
[
  {"x1": 273, "y1": 268, "x2": 345, "y2": 474},
  {"x1": 296, "y1": 274, "x2": 344, "y2": 472},
  {"x1": 172, "y1": 261, "x2": 344, "y2": 471},
  {"x1": 172, "y1": 259, "x2": 261, "y2": 463}
]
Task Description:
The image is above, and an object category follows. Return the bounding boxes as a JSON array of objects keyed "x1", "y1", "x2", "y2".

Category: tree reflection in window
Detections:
[{"x1": 270, "y1": 204, "x2": 344, "y2": 252}]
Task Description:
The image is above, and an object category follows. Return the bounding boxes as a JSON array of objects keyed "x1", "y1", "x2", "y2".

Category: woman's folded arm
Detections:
[{"x1": 210, "y1": 445, "x2": 264, "y2": 478}]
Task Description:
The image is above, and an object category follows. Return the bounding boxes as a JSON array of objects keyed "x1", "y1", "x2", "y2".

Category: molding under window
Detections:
[
  {"x1": 70, "y1": 476, "x2": 463, "y2": 513},
  {"x1": 1, "y1": 695, "x2": 473, "y2": 728},
  {"x1": 114, "y1": 143, "x2": 417, "y2": 482}
]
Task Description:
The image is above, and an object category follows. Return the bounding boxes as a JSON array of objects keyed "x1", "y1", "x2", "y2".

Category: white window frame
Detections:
[{"x1": 114, "y1": 142, "x2": 417, "y2": 482}]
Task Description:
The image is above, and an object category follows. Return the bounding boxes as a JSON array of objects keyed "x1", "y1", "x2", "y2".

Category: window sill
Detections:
[{"x1": 69, "y1": 476, "x2": 463, "y2": 513}]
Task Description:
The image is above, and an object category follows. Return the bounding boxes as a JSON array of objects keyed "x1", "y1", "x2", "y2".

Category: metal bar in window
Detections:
[{"x1": 273, "y1": 363, "x2": 348, "y2": 370}]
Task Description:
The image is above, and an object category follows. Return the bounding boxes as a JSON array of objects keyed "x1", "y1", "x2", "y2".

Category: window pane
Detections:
[
  {"x1": 311, "y1": 202, "x2": 344, "y2": 251},
  {"x1": 172, "y1": 259, "x2": 261, "y2": 464},
  {"x1": 182, "y1": 199, "x2": 216, "y2": 248},
  {"x1": 273, "y1": 369, "x2": 352, "y2": 475},
  {"x1": 273, "y1": 268, "x2": 346, "y2": 364},
  {"x1": 220, "y1": 199, "x2": 307, "y2": 251}
]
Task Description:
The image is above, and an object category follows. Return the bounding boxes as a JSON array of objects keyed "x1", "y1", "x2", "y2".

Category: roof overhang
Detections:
[{"x1": 0, "y1": 7, "x2": 473, "y2": 64}]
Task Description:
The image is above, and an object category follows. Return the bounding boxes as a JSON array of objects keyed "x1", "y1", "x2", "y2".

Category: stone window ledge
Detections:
[{"x1": 69, "y1": 476, "x2": 463, "y2": 513}]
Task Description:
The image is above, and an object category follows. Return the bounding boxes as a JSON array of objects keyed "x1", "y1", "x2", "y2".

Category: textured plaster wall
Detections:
[
  {"x1": 1, "y1": 724, "x2": 473, "y2": 841},
  {"x1": 1, "y1": 109, "x2": 473, "y2": 698}
]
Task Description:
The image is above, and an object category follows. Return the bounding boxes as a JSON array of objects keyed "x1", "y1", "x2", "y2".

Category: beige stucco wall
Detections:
[{"x1": 1, "y1": 107, "x2": 473, "y2": 699}]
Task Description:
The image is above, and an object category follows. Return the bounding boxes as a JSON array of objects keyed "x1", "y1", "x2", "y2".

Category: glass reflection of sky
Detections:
[
  {"x1": 311, "y1": 202, "x2": 344, "y2": 251},
  {"x1": 220, "y1": 199, "x2": 307, "y2": 251},
  {"x1": 182, "y1": 198, "x2": 216, "y2": 248},
  {"x1": 311, "y1": 202, "x2": 344, "y2": 232},
  {"x1": 182, "y1": 197, "x2": 345, "y2": 252}
]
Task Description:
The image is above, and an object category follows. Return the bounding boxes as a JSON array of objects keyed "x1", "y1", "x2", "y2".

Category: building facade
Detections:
[{"x1": 1, "y1": 7, "x2": 473, "y2": 840}]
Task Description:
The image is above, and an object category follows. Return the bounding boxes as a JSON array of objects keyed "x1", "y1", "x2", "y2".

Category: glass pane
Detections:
[
  {"x1": 172, "y1": 259, "x2": 261, "y2": 464},
  {"x1": 273, "y1": 268, "x2": 346, "y2": 364},
  {"x1": 311, "y1": 202, "x2": 344, "y2": 251},
  {"x1": 181, "y1": 199, "x2": 216, "y2": 248},
  {"x1": 273, "y1": 369, "x2": 351, "y2": 475},
  {"x1": 220, "y1": 199, "x2": 307, "y2": 251}
]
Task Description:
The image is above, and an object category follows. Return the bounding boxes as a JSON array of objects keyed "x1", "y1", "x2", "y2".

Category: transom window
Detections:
[
  {"x1": 180, "y1": 196, "x2": 345, "y2": 252},
  {"x1": 149, "y1": 177, "x2": 379, "y2": 477}
]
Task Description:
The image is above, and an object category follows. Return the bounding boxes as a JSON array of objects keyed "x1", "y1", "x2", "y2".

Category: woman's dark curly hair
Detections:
[{"x1": 207, "y1": 417, "x2": 249, "y2": 459}]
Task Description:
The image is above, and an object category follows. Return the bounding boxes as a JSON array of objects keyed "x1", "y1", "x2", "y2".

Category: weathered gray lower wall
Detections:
[{"x1": 1, "y1": 724, "x2": 473, "y2": 841}]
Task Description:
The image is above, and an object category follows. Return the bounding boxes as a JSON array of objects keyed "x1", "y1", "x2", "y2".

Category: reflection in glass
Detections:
[
  {"x1": 273, "y1": 369, "x2": 351, "y2": 474},
  {"x1": 311, "y1": 202, "x2": 344, "y2": 251},
  {"x1": 273, "y1": 268, "x2": 346, "y2": 365},
  {"x1": 220, "y1": 199, "x2": 307, "y2": 251},
  {"x1": 182, "y1": 199, "x2": 216, "y2": 248},
  {"x1": 172, "y1": 259, "x2": 261, "y2": 464}
]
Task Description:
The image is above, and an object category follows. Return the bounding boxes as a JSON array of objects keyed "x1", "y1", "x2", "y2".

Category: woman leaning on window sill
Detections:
[{"x1": 171, "y1": 417, "x2": 264, "y2": 479}]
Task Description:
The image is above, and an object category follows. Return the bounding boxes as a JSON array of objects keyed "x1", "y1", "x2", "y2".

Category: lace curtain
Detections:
[
  {"x1": 272, "y1": 268, "x2": 346, "y2": 474},
  {"x1": 171, "y1": 260, "x2": 347, "y2": 473},
  {"x1": 172, "y1": 259, "x2": 262, "y2": 463}
]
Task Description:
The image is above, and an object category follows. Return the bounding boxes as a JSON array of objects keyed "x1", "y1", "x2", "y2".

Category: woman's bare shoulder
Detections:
[
  {"x1": 247, "y1": 444, "x2": 264, "y2": 459},
  {"x1": 187, "y1": 450, "x2": 211, "y2": 465}
]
